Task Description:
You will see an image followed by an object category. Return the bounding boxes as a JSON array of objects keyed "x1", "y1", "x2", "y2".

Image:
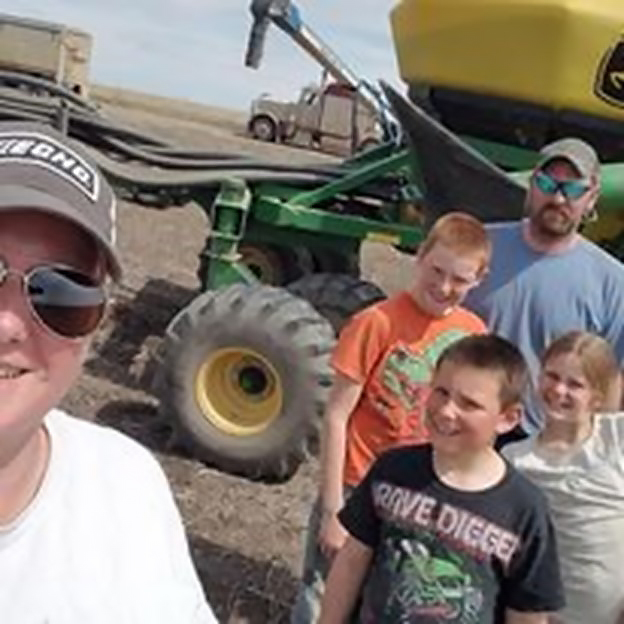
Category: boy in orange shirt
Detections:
[{"x1": 290, "y1": 212, "x2": 490, "y2": 624}]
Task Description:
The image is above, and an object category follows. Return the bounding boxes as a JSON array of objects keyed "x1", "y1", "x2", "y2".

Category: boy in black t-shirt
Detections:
[{"x1": 319, "y1": 335, "x2": 564, "y2": 624}]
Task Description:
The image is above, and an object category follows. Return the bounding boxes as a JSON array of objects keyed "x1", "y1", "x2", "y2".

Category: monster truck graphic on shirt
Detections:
[
  {"x1": 383, "y1": 538, "x2": 483, "y2": 622},
  {"x1": 381, "y1": 329, "x2": 469, "y2": 411}
]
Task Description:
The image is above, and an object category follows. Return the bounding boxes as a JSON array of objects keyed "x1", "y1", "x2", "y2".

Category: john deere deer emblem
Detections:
[{"x1": 595, "y1": 38, "x2": 624, "y2": 108}]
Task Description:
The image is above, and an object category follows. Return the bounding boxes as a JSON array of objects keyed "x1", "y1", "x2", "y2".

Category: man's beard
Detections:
[{"x1": 530, "y1": 204, "x2": 576, "y2": 240}]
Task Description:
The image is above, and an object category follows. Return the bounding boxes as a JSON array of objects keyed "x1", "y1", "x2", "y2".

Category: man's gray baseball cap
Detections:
[
  {"x1": 0, "y1": 120, "x2": 122, "y2": 280},
  {"x1": 536, "y1": 137, "x2": 600, "y2": 180}
]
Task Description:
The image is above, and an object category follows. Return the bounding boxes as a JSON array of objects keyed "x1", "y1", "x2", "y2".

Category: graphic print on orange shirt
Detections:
[{"x1": 374, "y1": 329, "x2": 470, "y2": 429}]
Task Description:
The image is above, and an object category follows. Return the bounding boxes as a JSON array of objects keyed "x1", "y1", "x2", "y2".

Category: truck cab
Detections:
[{"x1": 248, "y1": 80, "x2": 382, "y2": 155}]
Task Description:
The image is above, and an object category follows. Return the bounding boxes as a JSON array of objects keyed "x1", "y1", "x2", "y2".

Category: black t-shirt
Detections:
[{"x1": 339, "y1": 445, "x2": 564, "y2": 624}]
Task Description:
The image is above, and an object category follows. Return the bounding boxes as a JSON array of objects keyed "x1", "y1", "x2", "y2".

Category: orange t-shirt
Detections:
[{"x1": 332, "y1": 291, "x2": 486, "y2": 486}]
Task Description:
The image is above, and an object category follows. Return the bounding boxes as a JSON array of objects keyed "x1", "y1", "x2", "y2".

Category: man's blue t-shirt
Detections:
[{"x1": 464, "y1": 221, "x2": 624, "y2": 433}]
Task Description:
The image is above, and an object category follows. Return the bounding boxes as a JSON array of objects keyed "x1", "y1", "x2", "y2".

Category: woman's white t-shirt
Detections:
[{"x1": 0, "y1": 409, "x2": 218, "y2": 624}]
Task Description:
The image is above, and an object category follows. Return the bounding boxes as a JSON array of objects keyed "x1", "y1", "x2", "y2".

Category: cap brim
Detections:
[
  {"x1": 0, "y1": 185, "x2": 122, "y2": 281},
  {"x1": 536, "y1": 152, "x2": 589, "y2": 179}
]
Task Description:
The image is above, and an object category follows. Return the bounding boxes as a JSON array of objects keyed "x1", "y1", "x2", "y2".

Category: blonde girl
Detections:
[{"x1": 504, "y1": 330, "x2": 624, "y2": 624}]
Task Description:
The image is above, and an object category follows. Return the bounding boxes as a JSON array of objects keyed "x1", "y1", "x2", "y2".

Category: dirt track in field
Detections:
[{"x1": 60, "y1": 97, "x2": 415, "y2": 623}]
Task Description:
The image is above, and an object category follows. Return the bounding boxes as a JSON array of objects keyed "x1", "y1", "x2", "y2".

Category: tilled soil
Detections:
[{"x1": 60, "y1": 102, "x2": 415, "y2": 623}]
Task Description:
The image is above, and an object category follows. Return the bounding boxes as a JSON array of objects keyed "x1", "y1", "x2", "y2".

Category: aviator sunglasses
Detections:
[
  {"x1": 0, "y1": 256, "x2": 107, "y2": 339},
  {"x1": 533, "y1": 170, "x2": 591, "y2": 200}
]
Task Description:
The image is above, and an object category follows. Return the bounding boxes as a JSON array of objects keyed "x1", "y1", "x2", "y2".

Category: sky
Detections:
[{"x1": 4, "y1": 0, "x2": 404, "y2": 112}]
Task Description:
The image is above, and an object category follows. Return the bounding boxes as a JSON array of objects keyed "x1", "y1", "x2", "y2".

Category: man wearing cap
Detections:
[
  {"x1": 0, "y1": 121, "x2": 218, "y2": 623},
  {"x1": 465, "y1": 137, "x2": 624, "y2": 442}
]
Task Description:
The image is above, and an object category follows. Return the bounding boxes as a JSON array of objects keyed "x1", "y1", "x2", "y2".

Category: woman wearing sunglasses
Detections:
[
  {"x1": 0, "y1": 122, "x2": 217, "y2": 623},
  {"x1": 465, "y1": 137, "x2": 624, "y2": 447}
]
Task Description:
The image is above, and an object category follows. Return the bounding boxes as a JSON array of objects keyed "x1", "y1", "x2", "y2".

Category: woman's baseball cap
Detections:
[{"x1": 0, "y1": 120, "x2": 122, "y2": 280}]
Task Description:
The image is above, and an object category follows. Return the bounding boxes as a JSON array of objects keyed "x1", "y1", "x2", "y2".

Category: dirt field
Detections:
[{"x1": 60, "y1": 98, "x2": 415, "y2": 623}]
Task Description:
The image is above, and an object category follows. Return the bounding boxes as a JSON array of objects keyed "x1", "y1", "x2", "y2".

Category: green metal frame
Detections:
[
  {"x1": 196, "y1": 145, "x2": 428, "y2": 291},
  {"x1": 197, "y1": 178, "x2": 256, "y2": 290},
  {"x1": 194, "y1": 127, "x2": 624, "y2": 292}
]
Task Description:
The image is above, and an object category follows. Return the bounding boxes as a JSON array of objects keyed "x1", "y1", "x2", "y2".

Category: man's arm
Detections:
[
  {"x1": 319, "y1": 536, "x2": 373, "y2": 624},
  {"x1": 318, "y1": 372, "x2": 364, "y2": 558},
  {"x1": 505, "y1": 609, "x2": 550, "y2": 624}
]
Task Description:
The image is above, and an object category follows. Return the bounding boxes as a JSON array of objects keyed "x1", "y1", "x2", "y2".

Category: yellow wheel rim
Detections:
[{"x1": 194, "y1": 347, "x2": 283, "y2": 436}]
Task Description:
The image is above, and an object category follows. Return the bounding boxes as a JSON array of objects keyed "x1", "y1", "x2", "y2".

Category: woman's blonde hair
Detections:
[{"x1": 541, "y1": 331, "x2": 621, "y2": 411}]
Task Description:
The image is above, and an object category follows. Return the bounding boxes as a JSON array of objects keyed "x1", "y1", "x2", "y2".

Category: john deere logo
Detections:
[{"x1": 595, "y1": 38, "x2": 624, "y2": 107}]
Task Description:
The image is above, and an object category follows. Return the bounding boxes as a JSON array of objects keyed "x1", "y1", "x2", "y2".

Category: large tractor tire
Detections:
[
  {"x1": 288, "y1": 273, "x2": 386, "y2": 334},
  {"x1": 154, "y1": 284, "x2": 335, "y2": 480}
]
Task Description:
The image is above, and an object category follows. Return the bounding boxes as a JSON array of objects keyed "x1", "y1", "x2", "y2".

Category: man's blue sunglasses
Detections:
[{"x1": 533, "y1": 170, "x2": 591, "y2": 200}]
